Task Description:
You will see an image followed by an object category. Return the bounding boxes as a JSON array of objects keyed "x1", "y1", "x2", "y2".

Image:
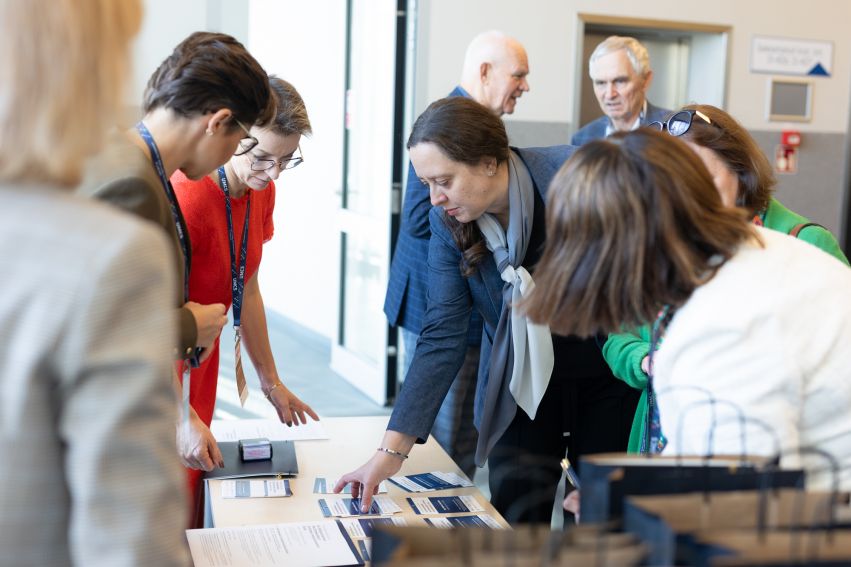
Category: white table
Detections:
[{"x1": 205, "y1": 415, "x2": 508, "y2": 529}]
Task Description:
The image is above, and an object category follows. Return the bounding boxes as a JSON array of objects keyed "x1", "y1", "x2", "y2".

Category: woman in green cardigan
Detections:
[{"x1": 605, "y1": 103, "x2": 849, "y2": 453}]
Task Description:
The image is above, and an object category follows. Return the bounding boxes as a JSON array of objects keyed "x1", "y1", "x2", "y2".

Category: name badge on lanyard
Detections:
[{"x1": 218, "y1": 166, "x2": 252, "y2": 406}]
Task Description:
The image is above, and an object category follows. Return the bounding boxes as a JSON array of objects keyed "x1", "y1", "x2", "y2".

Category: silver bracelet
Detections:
[
  {"x1": 377, "y1": 446, "x2": 408, "y2": 460},
  {"x1": 264, "y1": 381, "x2": 282, "y2": 400}
]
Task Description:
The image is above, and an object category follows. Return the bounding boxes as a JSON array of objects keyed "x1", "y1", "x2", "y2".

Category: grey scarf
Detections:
[{"x1": 474, "y1": 151, "x2": 554, "y2": 465}]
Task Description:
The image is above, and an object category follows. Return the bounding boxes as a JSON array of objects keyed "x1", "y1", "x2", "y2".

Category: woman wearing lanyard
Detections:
[
  {"x1": 78, "y1": 31, "x2": 273, "y2": 522},
  {"x1": 171, "y1": 78, "x2": 319, "y2": 507},
  {"x1": 602, "y1": 104, "x2": 849, "y2": 456},
  {"x1": 336, "y1": 97, "x2": 638, "y2": 522},
  {"x1": 525, "y1": 129, "x2": 851, "y2": 490}
]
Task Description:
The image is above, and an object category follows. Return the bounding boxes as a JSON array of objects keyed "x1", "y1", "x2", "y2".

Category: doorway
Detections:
[{"x1": 575, "y1": 15, "x2": 730, "y2": 134}]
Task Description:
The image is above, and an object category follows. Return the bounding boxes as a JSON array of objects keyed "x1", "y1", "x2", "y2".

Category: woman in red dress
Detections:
[{"x1": 172, "y1": 78, "x2": 319, "y2": 514}]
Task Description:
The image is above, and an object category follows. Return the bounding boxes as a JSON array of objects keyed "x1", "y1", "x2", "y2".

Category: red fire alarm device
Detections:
[{"x1": 781, "y1": 130, "x2": 802, "y2": 147}]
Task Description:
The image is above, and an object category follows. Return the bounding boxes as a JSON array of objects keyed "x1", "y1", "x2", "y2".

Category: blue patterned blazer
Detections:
[{"x1": 383, "y1": 86, "x2": 484, "y2": 344}]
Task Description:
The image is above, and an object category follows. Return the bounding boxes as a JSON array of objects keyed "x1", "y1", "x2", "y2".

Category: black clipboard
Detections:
[{"x1": 203, "y1": 440, "x2": 299, "y2": 480}]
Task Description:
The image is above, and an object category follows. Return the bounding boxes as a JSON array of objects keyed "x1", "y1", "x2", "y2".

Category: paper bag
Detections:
[
  {"x1": 580, "y1": 453, "x2": 805, "y2": 523},
  {"x1": 371, "y1": 524, "x2": 647, "y2": 566},
  {"x1": 623, "y1": 489, "x2": 844, "y2": 565}
]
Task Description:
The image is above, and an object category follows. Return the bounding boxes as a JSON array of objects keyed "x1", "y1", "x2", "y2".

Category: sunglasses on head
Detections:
[{"x1": 647, "y1": 109, "x2": 713, "y2": 136}]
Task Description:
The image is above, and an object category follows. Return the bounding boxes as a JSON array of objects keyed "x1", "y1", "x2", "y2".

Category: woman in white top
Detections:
[{"x1": 524, "y1": 129, "x2": 851, "y2": 490}]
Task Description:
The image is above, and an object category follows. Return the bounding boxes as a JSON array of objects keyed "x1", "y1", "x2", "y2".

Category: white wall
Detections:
[
  {"x1": 417, "y1": 0, "x2": 851, "y2": 134},
  {"x1": 133, "y1": 0, "x2": 343, "y2": 340},
  {"x1": 247, "y1": 0, "x2": 345, "y2": 339}
]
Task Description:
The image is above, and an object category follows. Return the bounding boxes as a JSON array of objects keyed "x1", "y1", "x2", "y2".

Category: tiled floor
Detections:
[{"x1": 214, "y1": 310, "x2": 391, "y2": 421}]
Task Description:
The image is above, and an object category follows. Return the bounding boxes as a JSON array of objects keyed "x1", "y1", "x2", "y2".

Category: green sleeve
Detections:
[
  {"x1": 602, "y1": 326, "x2": 652, "y2": 390},
  {"x1": 796, "y1": 225, "x2": 850, "y2": 266}
]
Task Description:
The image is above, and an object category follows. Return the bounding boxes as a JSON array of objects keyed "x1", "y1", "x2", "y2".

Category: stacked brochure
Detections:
[
  {"x1": 389, "y1": 471, "x2": 474, "y2": 492},
  {"x1": 424, "y1": 515, "x2": 503, "y2": 529},
  {"x1": 313, "y1": 477, "x2": 388, "y2": 494},
  {"x1": 339, "y1": 517, "x2": 409, "y2": 563},
  {"x1": 319, "y1": 496, "x2": 403, "y2": 517},
  {"x1": 221, "y1": 479, "x2": 292, "y2": 499},
  {"x1": 407, "y1": 495, "x2": 485, "y2": 515}
]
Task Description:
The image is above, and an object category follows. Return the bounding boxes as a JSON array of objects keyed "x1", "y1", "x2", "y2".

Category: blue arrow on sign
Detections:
[{"x1": 808, "y1": 62, "x2": 830, "y2": 77}]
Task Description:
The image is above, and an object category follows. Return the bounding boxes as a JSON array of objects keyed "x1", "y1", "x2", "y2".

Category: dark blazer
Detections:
[
  {"x1": 77, "y1": 131, "x2": 197, "y2": 357},
  {"x1": 383, "y1": 86, "x2": 483, "y2": 344},
  {"x1": 570, "y1": 101, "x2": 670, "y2": 146},
  {"x1": 387, "y1": 145, "x2": 575, "y2": 443}
]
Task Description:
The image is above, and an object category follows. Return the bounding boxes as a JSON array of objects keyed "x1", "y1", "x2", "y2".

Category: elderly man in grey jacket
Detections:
[{"x1": 571, "y1": 35, "x2": 669, "y2": 145}]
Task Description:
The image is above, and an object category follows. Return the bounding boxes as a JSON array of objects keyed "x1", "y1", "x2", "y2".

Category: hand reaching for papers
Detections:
[
  {"x1": 334, "y1": 430, "x2": 416, "y2": 512},
  {"x1": 265, "y1": 382, "x2": 320, "y2": 427},
  {"x1": 177, "y1": 406, "x2": 224, "y2": 471}
]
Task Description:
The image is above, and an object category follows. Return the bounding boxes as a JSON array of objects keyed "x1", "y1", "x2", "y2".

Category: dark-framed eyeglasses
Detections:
[
  {"x1": 647, "y1": 109, "x2": 713, "y2": 137},
  {"x1": 233, "y1": 119, "x2": 259, "y2": 156},
  {"x1": 247, "y1": 145, "x2": 304, "y2": 172}
]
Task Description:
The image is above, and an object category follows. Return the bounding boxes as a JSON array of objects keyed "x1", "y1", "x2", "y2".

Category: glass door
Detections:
[{"x1": 330, "y1": 0, "x2": 410, "y2": 406}]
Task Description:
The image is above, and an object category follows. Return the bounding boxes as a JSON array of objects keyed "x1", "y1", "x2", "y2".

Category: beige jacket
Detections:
[{"x1": 0, "y1": 184, "x2": 189, "y2": 566}]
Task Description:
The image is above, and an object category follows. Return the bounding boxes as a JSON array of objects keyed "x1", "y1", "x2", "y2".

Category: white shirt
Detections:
[{"x1": 656, "y1": 227, "x2": 851, "y2": 490}]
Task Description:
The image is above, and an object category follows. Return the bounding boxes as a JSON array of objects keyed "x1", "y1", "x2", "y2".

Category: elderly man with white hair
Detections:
[
  {"x1": 571, "y1": 35, "x2": 669, "y2": 145},
  {"x1": 384, "y1": 30, "x2": 529, "y2": 480}
]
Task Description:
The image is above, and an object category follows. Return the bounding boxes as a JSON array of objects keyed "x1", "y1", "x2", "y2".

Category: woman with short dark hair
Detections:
[
  {"x1": 78, "y1": 31, "x2": 274, "y2": 524},
  {"x1": 336, "y1": 97, "x2": 639, "y2": 522},
  {"x1": 526, "y1": 129, "x2": 851, "y2": 490}
]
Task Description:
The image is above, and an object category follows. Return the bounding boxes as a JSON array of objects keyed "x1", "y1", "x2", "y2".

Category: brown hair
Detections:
[
  {"x1": 265, "y1": 77, "x2": 312, "y2": 137},
  {"x1": 522, "y1": 129, "x2": 755, "y2": 337},
  {"x1": 407, "y1": 97, "x2": 509, "y2": 275},
  {"x1": 143, "y1": 31, "x2": 273, "y2": 130},
  {"x1": 678, "y1": 104, "x2": 775, "y2": 216}
]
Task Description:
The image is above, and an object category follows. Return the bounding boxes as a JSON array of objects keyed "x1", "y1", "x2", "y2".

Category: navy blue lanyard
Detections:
[
  {"x1": 217, "y1": 166, "x2": 251, "y2": 327},
  {"x1": 135, "y1": 122, "x2": 199, "y2": 366},
  {"x1": 135, "y1": 122, "x2": 191, "y2": 303}
]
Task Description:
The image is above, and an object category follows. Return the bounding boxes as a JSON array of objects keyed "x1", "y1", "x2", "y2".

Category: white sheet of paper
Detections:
[
  {"x1": 186, "y1": 522, "x2": 360, "y2": 567},
  {"x1": 222, "y1": 479, "x2": 292, "y2": 499},
  {"x1": 211, "y1": 418, "x2": 328, "y2": 442}
]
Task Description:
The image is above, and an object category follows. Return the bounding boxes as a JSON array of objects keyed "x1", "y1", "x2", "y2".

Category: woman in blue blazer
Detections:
[{"x1": 337, "y1": 97, "x2": 638, "y2": 522}]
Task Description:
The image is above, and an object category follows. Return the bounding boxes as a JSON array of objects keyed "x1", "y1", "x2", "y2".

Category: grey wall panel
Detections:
[
  {"x1": 505, "y1": 120, "x2": 572, "y2": 148},
  {"x1": 751, "y1": 131, "x2": 847, "y2": 240}
]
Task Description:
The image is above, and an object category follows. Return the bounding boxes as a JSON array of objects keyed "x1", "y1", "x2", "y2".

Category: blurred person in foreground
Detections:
[{"x1": 0, "y1": 0, "x2": 189, "y2": 565}]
